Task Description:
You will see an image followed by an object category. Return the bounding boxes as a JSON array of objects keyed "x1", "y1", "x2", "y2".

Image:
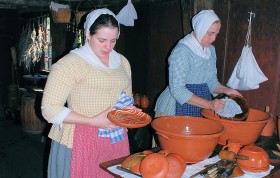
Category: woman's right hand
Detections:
[
  {"x1": 90, "y1": 107, "x2": 118, "y2": 130},
  {"x1": 208, "y1": 99, "x2": 225, "y2": 111}
]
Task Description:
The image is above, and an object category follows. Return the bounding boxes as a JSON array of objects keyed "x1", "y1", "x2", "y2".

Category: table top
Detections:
[
  {"x1": 100, "y1": 156, "x2": 127, "y2": 178},
  {"x1": 99, "y1": 153, "x2": 280, "y2": 178}
]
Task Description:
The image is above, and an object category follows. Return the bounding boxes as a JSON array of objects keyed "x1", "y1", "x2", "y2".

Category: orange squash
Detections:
[
  {"x1": 140, "y1": 153, "x2": 169, "y2": 178},
  {"x1": 142, "y1": 150, "x2": 153, "y2": 155},
  {"x1": 168, "y1": 153, "x2": 186, "y2": 170},
  {"x1": 130, "y1": 161, "x2": 141, "y2": 174},
  {"x1": 165, "y1": 154, "x2": 186, "y2": 178},
  {"x1": 121, "y1": 153, "x2": 145, "y2": 169},
  {"x1": 158, "y1": 149, "x2": 170, "y2": 156}
]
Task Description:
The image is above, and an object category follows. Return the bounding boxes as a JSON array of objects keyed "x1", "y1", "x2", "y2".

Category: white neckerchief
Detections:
[
  {"x1": 70, "y1": 42, "x2": 121, "y2": 69},
  {"x1": 179, "y1": 32, "x2": 211, "y2": 59}
]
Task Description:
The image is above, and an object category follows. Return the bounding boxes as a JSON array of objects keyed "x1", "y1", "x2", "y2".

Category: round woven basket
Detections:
[
  {"x1": 75, "y1": 0, "x2": 96, "y2": 26},
  {"x1": 52, "y1": 8, "x2": 71, "y2": 23}
]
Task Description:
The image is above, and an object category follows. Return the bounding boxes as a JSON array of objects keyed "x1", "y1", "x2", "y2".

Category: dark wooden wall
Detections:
[
  {"x1": 0, "y1": 10, "x2": 20, "y2": 107},
  {"x1": 0, "y1": 0, "x2": 280, "y2": 126},
  {"x1": 117, "y1": 0, "x2": 183, "y2": 106},
  {"x1": 213, "y1": 0, "x2": 280, "y2": 123}
]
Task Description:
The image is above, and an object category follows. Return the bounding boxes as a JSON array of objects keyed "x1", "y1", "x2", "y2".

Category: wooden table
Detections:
[
  {"x1": 100, "y1": 156, "x2": 127, "y2": 178},
  {"x1": 100, "y1": 145, "x2": 280, "y2": 178}
]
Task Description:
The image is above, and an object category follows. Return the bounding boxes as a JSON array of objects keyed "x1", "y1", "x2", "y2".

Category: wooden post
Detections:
[{"x1": 180, "y1": 0, "x2": 193, "y2": 35}]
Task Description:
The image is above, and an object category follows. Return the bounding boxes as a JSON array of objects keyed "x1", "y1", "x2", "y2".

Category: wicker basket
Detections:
[
  {"x1": 52, "y1": 8, "x2": 71, "y2": 23},
  {"x1": 75, "y1": 0, "x2": 95, "y2": 26}
]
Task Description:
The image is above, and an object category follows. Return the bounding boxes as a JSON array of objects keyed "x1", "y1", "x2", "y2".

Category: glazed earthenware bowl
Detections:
[
  {"x1": 201, "y1": 108, "x2": 270, "y2": 146},
  {"x1": 237, "y1": 145, "x2": 270, "y2": 172},
  {"x1": 151, "y1": 116, "x2": 225, "y2": 163}
]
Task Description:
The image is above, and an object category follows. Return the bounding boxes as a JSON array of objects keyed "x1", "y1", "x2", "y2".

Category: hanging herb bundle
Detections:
[
  {"x1": 18, "y1": 23, "x2": 32, "y2": 71},
  {"x1": 17, "y1": 16, "x2": 48, "y2": 72}
]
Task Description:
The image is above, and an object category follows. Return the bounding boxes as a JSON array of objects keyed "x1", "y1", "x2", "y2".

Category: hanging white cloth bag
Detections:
[
  {"x1": 227, "y1": 12, "x2": 268, "y2": 90},
  {"x1": 116, "y1": 0, "x2": 137, "y2": 26}
]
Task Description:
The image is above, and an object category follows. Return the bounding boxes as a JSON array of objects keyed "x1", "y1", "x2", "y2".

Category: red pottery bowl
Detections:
[
  {"x1": 151, "y1": 116, "x2": 225, "y2": 163},
  {"x1": 237, "y1": 145, "x2": 269, "y2": 172},
  {"x1": 201, "y1": 108, "x2": 270, "y2": 146}
]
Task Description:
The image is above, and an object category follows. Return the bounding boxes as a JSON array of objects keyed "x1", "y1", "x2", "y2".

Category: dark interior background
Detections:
[{"x1": 0, "y1": 0, "x2": 279, "y2": 130}]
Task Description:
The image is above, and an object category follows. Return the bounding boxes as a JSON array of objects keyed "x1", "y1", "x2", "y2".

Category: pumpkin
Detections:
[
  {"x1": 121, "y1": 152, "x2": 146, "y2": 169},
  {"x1": 165, "y1": 153, "x2": 186, "y2": 178},
  {"x1": 130, "y1": 161, "x2": 141, "y2": 174},
  {"x1": 158, "y1": 149, "x2": 170, "y2": 156},
  {"x1": 140, "y1": 153, "x2": 169, "y2": 178}
]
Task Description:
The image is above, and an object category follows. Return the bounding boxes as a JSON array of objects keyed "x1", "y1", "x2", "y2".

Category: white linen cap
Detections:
[
  {"x1": 84, "y1": 8, "x2": 120, "y2": 40},
  {"x1": 192, "y1": 10, "x2": 220, "y2": 42}
]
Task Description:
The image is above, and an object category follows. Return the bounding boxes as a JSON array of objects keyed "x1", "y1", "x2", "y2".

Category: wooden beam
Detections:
[
  {"x1": 0, "y1": 0, "x2": 49, "y2": 7},
  {"x1": 180, "y1": 0, "x2": 193, "y2": 35},
  {"x1": 0, "y1": 0, "x2": 178, "y2": 13}
]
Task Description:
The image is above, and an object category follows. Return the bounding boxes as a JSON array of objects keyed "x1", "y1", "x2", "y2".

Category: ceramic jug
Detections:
[
  {"x1": 140, "y1": 95, "x2": 149, "y2": 108},
  {"x1": 133, "y1": 93, "x2": 141, "y2": 107},
  {"x1": 260, "y1": 106, "x2": 275, "y2": 137},
  {"x1": 222, "y1": 140, "x2": 242, "y2": 155}
]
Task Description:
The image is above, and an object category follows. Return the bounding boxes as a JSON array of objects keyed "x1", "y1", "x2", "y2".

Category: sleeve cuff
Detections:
[{"x1": 49, "y1": 108, "x2": 71, "y2": 127}]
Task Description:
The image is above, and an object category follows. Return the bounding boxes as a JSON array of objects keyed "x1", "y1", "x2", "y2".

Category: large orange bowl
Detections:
[
  {"x1": 201, "y1": 108, "x2": 270, "y2": 146},
  {"x1": 151, "y1": 116, "x2": 225, "y2": 163}
]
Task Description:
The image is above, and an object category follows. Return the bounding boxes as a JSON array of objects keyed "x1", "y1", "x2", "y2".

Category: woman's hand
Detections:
[
  {"x1": 214, "y1": 85, "x2": 242, "y2": 97},
  {"x1": 208, "y1": 99, "x2": 225, "y2": 111},
  {"x1": 122, "y1": 105, "x2": 142, "y2": 112},
  {"x1": 91, "y1": 107, "x2": 118, "y2": 130},
  {"x1": 222, "y1": 87, "x2": 242, "y2": 97}
]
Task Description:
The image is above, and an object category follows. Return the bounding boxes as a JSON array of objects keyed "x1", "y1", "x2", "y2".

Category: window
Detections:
[{"x1": 44, "y1": 16, "x2": 52, "y2": 71}]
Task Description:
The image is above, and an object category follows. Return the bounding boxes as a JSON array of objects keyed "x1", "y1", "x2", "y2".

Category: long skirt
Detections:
[
  {"x1": 47, "y1": 140, "x2": 72, "y2": 178},
  {"x1": 47, "y1": 126, "x2": 129, "y2": 178},
  {"x1": 70, "y1": 125, "x2": 130, "y2": 178}
]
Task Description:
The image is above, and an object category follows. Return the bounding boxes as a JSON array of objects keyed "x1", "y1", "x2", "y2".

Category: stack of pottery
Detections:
[{"x1": 133, "y1": 93, "x2": 150, "y2": 109}]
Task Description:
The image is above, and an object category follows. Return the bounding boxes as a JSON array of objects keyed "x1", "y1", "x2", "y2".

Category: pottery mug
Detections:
[
  {"x1": 133, "y1": 93, "x2": 141, "y2": 107},
  {"x1": 222, "y1": 140, "x2": 242, "y2": 155}
]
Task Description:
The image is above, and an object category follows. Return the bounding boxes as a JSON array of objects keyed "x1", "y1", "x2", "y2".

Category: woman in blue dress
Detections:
[{"x1": 155, "y1": 10, "x2": 241, "y2": 117}]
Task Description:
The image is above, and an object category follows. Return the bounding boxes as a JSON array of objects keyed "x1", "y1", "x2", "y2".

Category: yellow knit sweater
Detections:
[{"x1": 41, "y1": 53, "x2": 132, "y2": 148}]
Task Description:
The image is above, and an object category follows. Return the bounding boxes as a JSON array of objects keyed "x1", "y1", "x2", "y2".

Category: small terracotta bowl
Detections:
[{"x1": 237, "y1": 145, "x2": 269, "y2": 172}]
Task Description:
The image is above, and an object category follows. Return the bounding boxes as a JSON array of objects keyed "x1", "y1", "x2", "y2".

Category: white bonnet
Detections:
[
  {"x1": 84, "y1": 8, "x2": 120, "y2": 39},
  {"x1": 192, "y1": 10, "x2": 220, "y2": 42}
]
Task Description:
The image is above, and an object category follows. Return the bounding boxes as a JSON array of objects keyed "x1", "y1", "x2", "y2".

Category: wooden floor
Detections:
[{"x1": 0, "y1": 110, "x2": 51, "y2": 178}]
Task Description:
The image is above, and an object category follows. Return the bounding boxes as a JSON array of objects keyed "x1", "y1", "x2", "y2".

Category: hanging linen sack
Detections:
[
  {"x1": 116, "y1": 0, "x2": 137, "y2": 26},
  {"x1": 227, "y1": 12, "x2": 268, "y2": 90}
]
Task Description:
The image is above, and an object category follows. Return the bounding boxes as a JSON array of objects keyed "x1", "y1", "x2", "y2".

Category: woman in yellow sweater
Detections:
[{"x1": 41, "y1": 8, "x2": 140, "y2": 178}]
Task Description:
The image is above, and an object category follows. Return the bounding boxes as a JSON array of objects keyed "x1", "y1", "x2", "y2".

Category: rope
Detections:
[{"x1": 245, "y1": 11, "x2": 255, "y2": 47}]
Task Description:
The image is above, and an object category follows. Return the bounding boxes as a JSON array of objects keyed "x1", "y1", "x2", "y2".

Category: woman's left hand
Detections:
[
  {"x1": 214, "y1": 85, "x2": 242, "y2": 97},
  {"x1": 122, "y1": 105, "x2": 142, "y2": 112},
  {"x1": 223, "y1": 88, "x2": 242, "y2": 97}
]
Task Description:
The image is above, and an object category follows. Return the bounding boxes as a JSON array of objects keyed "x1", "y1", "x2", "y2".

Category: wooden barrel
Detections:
[
  {"x1": 21, "y1": 96, "x2": 45, "y2": 134},
  {"x1": 7, "y1": 84, "x2": 19, "y2": 109}
]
